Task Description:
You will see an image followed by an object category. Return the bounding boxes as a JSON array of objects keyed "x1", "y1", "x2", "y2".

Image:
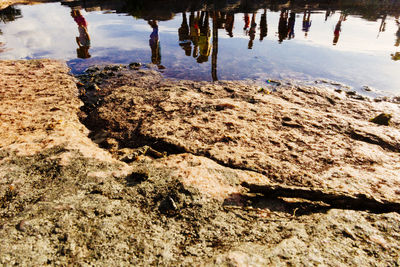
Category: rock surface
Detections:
[
  {"x1": 84, "y1": 67, "x2": 400, "y2": 204},
  {"x1": 1, "y1": 60, "x2": 400, "y2": 265}
]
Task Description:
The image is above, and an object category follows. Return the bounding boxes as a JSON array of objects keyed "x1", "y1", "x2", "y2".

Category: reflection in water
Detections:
[
  {"x1": 259, "y1": 9, "x2": 267, "y2": 41},
  {"x1": 0, "y1": 6, "x2": 21, "y2": 24},
  {"x1": 379, "y1": 14, "x2": 387, "y2": 35},
  {"x1": 288, "y1": 12, "x2": 295, "y2": 40},
  {"x1": 148, "y1": 20, "x2": 163, "y2": 68},
  {"x1": 396, "y1": 19, "x2": 400, "y2": 47},
  {"x1": 0, "y1": 6, "x2": 22, "y2": 51},
  {"x1": 212, "y1": 12, "x2": 218, "y2": 81},
  {"x1": 1, "y1": 0, "x2": 400, "y2": 93},
  {"x1": 248, "y1": 13, "x2": 256, "y2": 49},
  {"x1": 392, "y1": 19, "x2": 400, "y2": 60},
  {"x1": 189, "y1": 12, "x2": 200, "y2": 58},
  {"x1": 278, "y1": 9, "x2": 288, "y2": 43},
  {"x1": 178, "y1": 13, "x2": 191, "y2": 56},
  {"x1": 333, "y1": 14, "x2": 346, "y2": 46},
  {"x1": 198, "y1": 11, "x2": 211, "y2": 63},
  {"x1": 302, "y1": 9, "x2": 312, "y2": 37},
  {"x1": 225, "y1": 12, "x2": 234, "y2": 38},
  {"x1": 71, "y1": 9, "x2": 91, "y2": 58}
]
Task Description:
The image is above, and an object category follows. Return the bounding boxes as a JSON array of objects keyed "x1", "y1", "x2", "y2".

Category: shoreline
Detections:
[{"x1": 1, "y1": 59, "x2": 400, "y2": 265}]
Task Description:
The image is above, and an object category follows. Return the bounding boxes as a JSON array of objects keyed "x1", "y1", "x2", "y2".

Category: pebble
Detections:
[
  {"x1": 16, "y1": 220, "x2": 27, "y2": 232},
  {"x1": 159, "y1": 196, "x2": 178, "y2": 215}
]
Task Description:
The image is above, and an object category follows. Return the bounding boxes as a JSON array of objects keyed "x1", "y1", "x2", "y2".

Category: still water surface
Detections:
[{"x1": 0, "y1": 1, "x2": 399, "y2": 95}]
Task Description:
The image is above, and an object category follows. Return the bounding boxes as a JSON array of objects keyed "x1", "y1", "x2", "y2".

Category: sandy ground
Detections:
[{"x1": 1, "y1": 60, "x2": 400, "y2": 265}]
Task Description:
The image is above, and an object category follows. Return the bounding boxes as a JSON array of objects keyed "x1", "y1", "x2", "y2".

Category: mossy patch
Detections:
[{"x1": 370, "y1": 113, "x2": 392, "y2": 126}]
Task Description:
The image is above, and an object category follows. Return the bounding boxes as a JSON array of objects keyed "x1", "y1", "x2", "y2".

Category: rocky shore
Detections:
[{"x1": 1, "y1": 59, "x2": 400, "y2": 265}]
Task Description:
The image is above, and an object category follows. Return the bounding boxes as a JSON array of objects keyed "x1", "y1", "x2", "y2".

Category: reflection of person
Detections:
[
  {"x1": 395, "y1": 19, "x2": 400, "y2": 47},
  {"x1": 225, "y1": 12, "x2": 234, "y2": 37},
  {"x1": 243, "y1": 13, "x2": 250, "y2": 31},
  {"x1": 189, "y1": 11, "x2": 200, "y2": 58},
  {"x1": 278, "y1": 9, "x2": 288, "y2": 43},
  {"x1": 287, "y1": 12, "x2": 295, "y2": 39},
  {"x1": 379, "y1": 14, "x2": 387, "y2": 34},
  {"x1": 392, "y1": 20, "x2": 400, "y2": 61},
  {"x1": 71, "y1": 9, "x2": 91, "y2": 59},
  {"x1": 215, "y1": 11, "x2": 225, "y2": 29},
  {"x1": 259, "y1": 9, "x2": 267, "y2": 41},
  {"x1": 248, "y1": 13, "x2": 256, "y2": 49},
  {"x1": 197, "y1": 11, "x2": 211, "y2": 63},
  {"x1": 302, "y1": 9, "x2": 312, "y2": 37},
  {"x1": 391, "y1": 52, "x2": 400, "y2": 61},
  {"x1": 178, "y1": 12, "x2": 191, "y2": 56},
  {"x1": 333, "y1": 15, "x2": 345, "y2": 45},
  {"x1": 325, "y1": 9, "x2": 331, "y2": 21},
  {"x1": 148, "y1": 20, "x2": 162, "y2": 67}
]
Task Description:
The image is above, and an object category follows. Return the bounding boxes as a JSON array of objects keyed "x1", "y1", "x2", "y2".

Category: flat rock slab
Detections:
[
  {"x1": 89, "y1": 68, "x2": 400, "y2": 204},
  {"x1": 0, "y1": 59, "x2": 115, "y2": 162}
]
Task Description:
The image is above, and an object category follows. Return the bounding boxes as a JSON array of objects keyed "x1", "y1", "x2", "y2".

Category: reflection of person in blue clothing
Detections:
[
  {"x1": 148, "y1": 20, "x2": 164, "y2": 69},
  {"x1": 302, "y1": 9, "x2": 312, "y2": 37}
]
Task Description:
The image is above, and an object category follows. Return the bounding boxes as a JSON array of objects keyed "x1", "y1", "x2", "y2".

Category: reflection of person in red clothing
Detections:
[
  {"x1": 333, "y1": 14, "x2": 346, "y2": 46},
  {"x1": 71, "y1": 9, "x2": 91, "y2": 58},
  {"x1": 189, "y1": 11, "x2": 200, "y2": 58}
]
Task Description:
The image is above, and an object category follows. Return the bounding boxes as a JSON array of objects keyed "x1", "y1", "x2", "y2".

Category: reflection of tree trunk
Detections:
[{"x1": 212, "y1": 12, "x2": 218, "y2": 81}]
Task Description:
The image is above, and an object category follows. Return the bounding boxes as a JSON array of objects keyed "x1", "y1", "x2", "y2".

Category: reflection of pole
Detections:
[{"x1": 212, "y1": 12, "x2": 218, "y2": 81}]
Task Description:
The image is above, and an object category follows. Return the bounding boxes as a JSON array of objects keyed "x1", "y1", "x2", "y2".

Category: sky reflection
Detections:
[{"x1": 0, "y1": 2, "x2": 399, "y2": 95}]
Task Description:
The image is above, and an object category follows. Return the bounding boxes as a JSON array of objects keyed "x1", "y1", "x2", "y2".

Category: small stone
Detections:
[
  {"x1": 350, "y1": 94, "x2": 366, "y2": 101},
  {"x1": 370, "y1": 113, "x2": 392, "y2": 126},
  {"x1": 159, "y1": 196, "x2": 178, "y2": 215},
  {"x1": 326, "y1": 96, "x2": 336, "y2": 105},
  {"x1": 104, "y1": 65, "x2": 122, "y2": 71},
  {"x1": 224, "y1": 87, "x2": 234, "y2": 93},
  {"x1": 216, "y1": 103, "x2": 236, "y2": 111},
  {"x1": 345, "y1": 91, "x2": 357, "y2": 96},
  {"x1": 87, "y1": 83, "x2": 100, "y2": 91},
  {"x1": 85, "y1": 66, "x2": 100, "y2": 73},
  {"x1": 16, "y1": 220, "x2": 26, "y2": 232},
  {"x1": 129, "y1": 62, "x2": 142, "y2": 70},
  {"x1": 362, "y1": 86, "x2": 372, "y2": 92},
  {"x1": 282, "y1": 116, "x2": 292, "y2": 122}
]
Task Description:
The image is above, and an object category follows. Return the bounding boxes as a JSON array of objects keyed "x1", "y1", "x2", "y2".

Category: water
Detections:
[{"x1": 0, "y1": 0, "x2": 399, "y2": 95}]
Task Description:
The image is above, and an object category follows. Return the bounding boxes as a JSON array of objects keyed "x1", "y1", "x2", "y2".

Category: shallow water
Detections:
[{"x1": 0, "y1": 1, "x2": 399, "y2": 95}]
